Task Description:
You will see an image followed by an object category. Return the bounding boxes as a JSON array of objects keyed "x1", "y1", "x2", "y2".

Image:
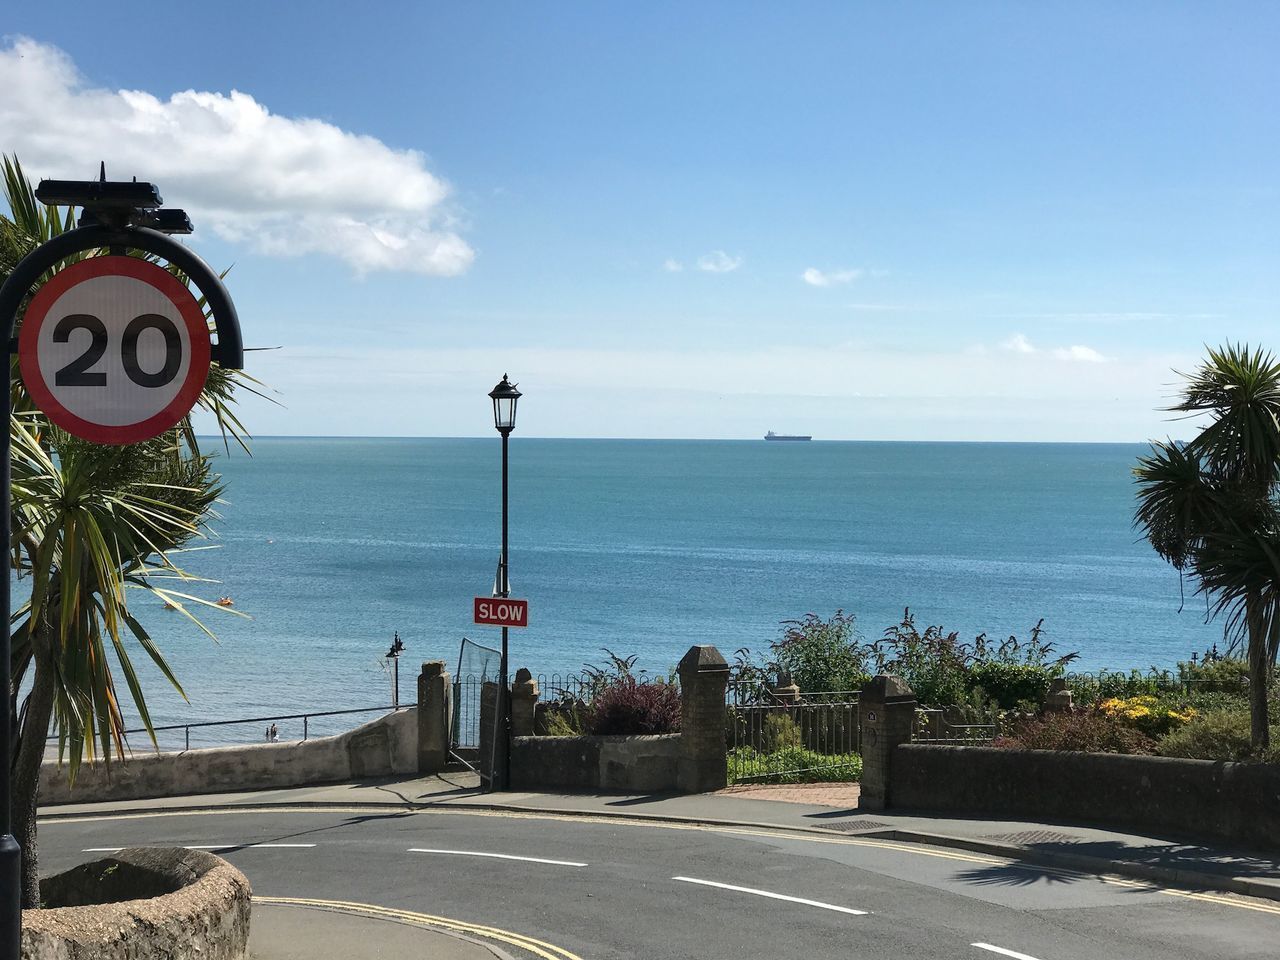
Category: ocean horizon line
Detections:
[{"x1": 194, "y1": 434, "x2": 1165, "y2": 446}]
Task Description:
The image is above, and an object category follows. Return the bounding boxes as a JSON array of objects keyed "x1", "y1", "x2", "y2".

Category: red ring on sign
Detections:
[{"x1": 18, "y1": 256, "x2": 212, "y2": 445}]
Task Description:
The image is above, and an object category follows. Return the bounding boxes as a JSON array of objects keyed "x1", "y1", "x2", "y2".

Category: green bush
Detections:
[
  {"x1": 1155, "y1": 709, "x2": 1280, "y2": 763},
  {"x1": 539, "y1": 709, "x2": 582, "y2": 737},
  {"x1": 728, "y1": 746, "x2": 862, "y2": 784},
  {"x1": 969, "y1": 662, "x2": 1058, "y2": 710},
  {"x1": 1176, "y1": 656, "x2": 1250, "y2": 693},
  {"x1": 770, "y1": 610, "x2": 871, "y2": 693},
  {"x1": 761, "y1": 713, "x2": 801, "y2": 752}
]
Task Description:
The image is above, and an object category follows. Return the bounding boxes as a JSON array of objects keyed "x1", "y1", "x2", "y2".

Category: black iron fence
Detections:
[
  {"x1": 1063, "y1": 669, "x2": 1250, "y2": 703},
  {"x1": 912, "y1": 706, "x2": 999, "y2": 745},
  {"x1": 725, "y1": 685, "x2": 861, "y2": 784}
]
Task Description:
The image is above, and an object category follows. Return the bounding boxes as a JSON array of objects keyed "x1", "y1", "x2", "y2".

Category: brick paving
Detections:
[{"x1": 716, "y1": 782, "x2": 860, "y2": 808}]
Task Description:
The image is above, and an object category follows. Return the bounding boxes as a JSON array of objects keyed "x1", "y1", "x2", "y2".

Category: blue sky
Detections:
[{"x1": 3, "y1": 3, "x2": 1277, "y2": 440}]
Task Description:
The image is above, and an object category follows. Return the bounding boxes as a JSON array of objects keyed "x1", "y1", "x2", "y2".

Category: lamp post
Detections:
[
  {"x1": 385, "y1": 632, "x2": 405, "y2": 708},
  {"x1": 488, "y1": 374, "x2": 521, "y2": 790}
]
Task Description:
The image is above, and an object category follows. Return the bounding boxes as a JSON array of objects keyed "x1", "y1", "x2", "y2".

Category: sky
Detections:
[{"x1": 2, "y1": 3, "x2": 1277, "y2": 441}]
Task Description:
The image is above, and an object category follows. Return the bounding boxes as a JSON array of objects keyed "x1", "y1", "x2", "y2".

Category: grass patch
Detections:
[{"x1": 727, "y1": 746, "x2": 862, "y2": 784}]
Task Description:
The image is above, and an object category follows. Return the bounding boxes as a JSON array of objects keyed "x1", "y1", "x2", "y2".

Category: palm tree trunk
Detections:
[
  {"x1": 12, "y1": 629, "x2": 56, "y2": 909},
  {"x1": 1247, "y1": 595, "x2": 1270, "y2": 753}
]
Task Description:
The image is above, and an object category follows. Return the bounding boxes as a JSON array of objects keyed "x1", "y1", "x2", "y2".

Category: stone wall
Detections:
[
  {"x1": 892, "y1": 744, "x2": 1280, "y2": 849},
  {"x1": 510, "y1": 734, "x2": 681, "y2": 792},
  {"x1": 23, "y1": 847, "x2": 250, "y2": 960},
  {"x1": 38, "y1": 708, "x2": 417, "y2": 806},
  {"x1": 491, "y1": 644, "x2": 729, "y2": 794}
]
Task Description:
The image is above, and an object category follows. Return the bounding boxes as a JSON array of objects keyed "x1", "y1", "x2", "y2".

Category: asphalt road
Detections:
[{"x1": 36, "y1": 806, "x2": 1279, "y2": 959}]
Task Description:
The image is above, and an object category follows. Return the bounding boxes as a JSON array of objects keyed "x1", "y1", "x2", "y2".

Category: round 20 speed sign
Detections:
[{"x1": 18, "y1": 256, "x2": 211, "y2": 445}]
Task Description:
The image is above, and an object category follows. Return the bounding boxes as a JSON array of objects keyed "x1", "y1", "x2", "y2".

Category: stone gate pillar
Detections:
[
  {"x1": 510, "y1": 668, "x2": 539, "y2": 737},
  {"x1": 858, "y1": 675, "x2": 917, "y2": 811},
  {"x1": 417, "y1": 661, "x2": 452, "y2": 774},
  {"x1": 677, "y1": 645, "x2": 730, "y2": 793}
]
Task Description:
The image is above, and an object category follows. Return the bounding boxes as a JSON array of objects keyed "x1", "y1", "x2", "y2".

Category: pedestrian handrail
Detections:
[{"x1": 45, "y1": 702, "x2": 416, "y2": 753}]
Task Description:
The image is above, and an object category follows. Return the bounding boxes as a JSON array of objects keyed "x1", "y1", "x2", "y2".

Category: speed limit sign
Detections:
[{"x1": 18, "y1": 256, "x2": 211, "y2": 444}]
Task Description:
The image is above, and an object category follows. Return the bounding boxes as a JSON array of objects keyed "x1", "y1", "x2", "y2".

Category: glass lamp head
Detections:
[{"x1": 489, "y1": 374, "x2": 521, "y2": 433}]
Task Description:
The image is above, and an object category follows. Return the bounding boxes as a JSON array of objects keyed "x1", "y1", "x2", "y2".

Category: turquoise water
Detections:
[{"x1": 100, "y1": 437, "x2": 1225, "y2": 732}]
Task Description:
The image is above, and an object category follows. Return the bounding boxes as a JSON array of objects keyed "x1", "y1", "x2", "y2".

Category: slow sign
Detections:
[
  {"x1": 18, "y1": 256, "x2": 211, "y2": 444},
  {"x1": 474, "y1": 597, "x2": 529, "y2": 628}
]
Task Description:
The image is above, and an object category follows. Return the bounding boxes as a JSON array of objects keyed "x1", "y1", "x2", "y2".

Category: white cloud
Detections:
[
  {"x1": 0, "y1": 37, "x2": 472, "y2": 276},
  {"x1": 802, "y1": 267, "x2": 862, "y2": 287},
  {"x1": 1053, "y1": 345, "x2": 1111, "y2": 363},
  {"x1": 697, "y1": 250, "x2": 742, "y2": 273},
  {"x1": 663, "y1": 259, "x2": 684, "y2": 272},
  {"x1": 1001, "y1": 334, "x2": 1110, "y2": 363},
  {"x1": 1002, "y1": 333, "x2": 1038, "y2": 354}
]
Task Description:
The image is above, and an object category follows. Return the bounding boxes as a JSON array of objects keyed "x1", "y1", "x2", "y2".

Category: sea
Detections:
[{"x1": 62, "y1": 438, "x2": 1227, "y2": 743}]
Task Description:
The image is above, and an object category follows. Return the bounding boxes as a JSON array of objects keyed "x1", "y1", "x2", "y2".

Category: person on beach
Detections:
[{"x1": 269, "y1": 723, "x2": 279, "y2": 742}]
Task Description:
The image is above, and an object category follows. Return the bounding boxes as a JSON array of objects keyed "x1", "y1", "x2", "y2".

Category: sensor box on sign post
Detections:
[{"x1": 473, "y1": 597, "x2": 529, "y2": 628}]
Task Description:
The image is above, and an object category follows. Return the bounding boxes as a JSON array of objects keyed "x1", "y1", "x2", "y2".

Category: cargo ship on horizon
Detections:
[{"x1": 764, "y1": 430, "x2": 812, "y2": 441}]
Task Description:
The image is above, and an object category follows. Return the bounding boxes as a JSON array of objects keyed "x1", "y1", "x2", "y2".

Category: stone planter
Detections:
[{"x1": 22, "y1": 847, "x2": 251, "y2": 960}]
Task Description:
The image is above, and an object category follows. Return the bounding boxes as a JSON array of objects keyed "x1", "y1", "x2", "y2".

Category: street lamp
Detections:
[
  {"x1": 385, "y1": 632, "x2": 405, "y2": 709},
  {"x1": 488, "y1": 374, "x2": 521, "y2": 789}
]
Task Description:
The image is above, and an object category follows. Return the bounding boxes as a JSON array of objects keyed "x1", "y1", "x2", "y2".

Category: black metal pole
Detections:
[
  {"x1": 499, "y1": 428, "x2": 511, "y2": 791},
  {"x1": 1, "y1": 351, "x2": 18, "y2": 959}
]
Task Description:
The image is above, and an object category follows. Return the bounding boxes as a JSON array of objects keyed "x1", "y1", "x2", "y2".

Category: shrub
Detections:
[
  {"x1": 770, "y1": 610, "x2": 872, "y2": 693},
  {"x1": 584, "y1": 678, "x2": 681, "y2": 735},
  {"x1": 994, "y1": 710, "x2": 1156, "y2": 755},
  {"x1": 969, "y1": 662, "x2": 1058, "y2": 710},
  {"x1": 1177, "y1": 656, "x2": 1250, "y2": 693},
  {"x1": 538, "y1": 708, "x2": 583, "y2": 737},
  {"x1": 761, "y1": 713, "x2": 801, "y2": 752},
  {"x1": 727, "y1": 746, "x2": 862, "y2": 784},
  {"x1": 1155, "y1": 709, "x2": 1280, "y2": 763},
  {"x1": 873, "y1": 610, "x2": 973, "y2": 706},
  {"x1": 1098, "y1": 695, "x2": 1196, "y2": 739}
]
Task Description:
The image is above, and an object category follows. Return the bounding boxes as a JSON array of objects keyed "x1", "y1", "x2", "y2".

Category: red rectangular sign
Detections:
[{"x1": 473, "y1": 597, "x2": 529, "y2": 628}]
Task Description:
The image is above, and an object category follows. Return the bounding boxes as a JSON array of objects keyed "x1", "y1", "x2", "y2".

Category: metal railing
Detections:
[
  {"x1": 726, "y1": 688, "x2": 861, "y2": 784},
  {"x1": 44, "y1": 702, "x2": 415, "y2": 755},
  {"x1": 913, "y1": 706, "x2": 998, "y2": 745},
  {"x1": 1063, "y1": 669, "x2": 1251, "y2": 702}
]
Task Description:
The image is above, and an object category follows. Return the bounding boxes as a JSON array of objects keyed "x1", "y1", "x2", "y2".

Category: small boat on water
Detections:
[
  {"x1": 764, "y1": 430, "x2": 812, "y2": 441},
  {"x1": 216, "y1": 596, "x2": 235, "y2": 607},
  {"x1": 163, "y1": 601, "x2": 177, "y2": 611}
]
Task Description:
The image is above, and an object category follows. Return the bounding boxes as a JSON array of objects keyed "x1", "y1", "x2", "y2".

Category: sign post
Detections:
[{"x1": 0, "y1": 173, "x2": 244, "y2": 959}]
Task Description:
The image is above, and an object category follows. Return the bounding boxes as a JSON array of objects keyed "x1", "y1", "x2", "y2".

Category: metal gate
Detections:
[
  {"x1": 451, "y1": 637, "x2": 500, "y2": 756},
  {"x1": 726, "y1": 686, "x2": 861, "y2": 784}
]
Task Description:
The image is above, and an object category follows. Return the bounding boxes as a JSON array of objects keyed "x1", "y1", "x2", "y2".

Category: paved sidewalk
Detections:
[
  {"x1": 40, "y1": 771, "x2": 1280, "y2": 903},
  {"x1": 251, "y1": 901, "x2": 506, "y2": 960}
]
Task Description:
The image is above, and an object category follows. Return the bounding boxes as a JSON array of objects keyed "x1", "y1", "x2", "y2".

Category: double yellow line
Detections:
[{"x1": 254, "y1": 895, "x2": 584, "y2": 960}]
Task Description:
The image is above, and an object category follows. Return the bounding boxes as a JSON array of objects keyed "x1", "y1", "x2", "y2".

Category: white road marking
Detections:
[
  {"x1": 89, "y1": 843, "x2": 315, "y2": 852},
  {"x1": 408, "y1": 848, "x2": 587, "y2": 867},
  {"x1": 973, "y1": 944, "x2": 1044, "y2": 960},
  {"x1": 672, "y1": 876, "x2": 867, "y2": 915},
  {"x1": 251, "y1": 843, "x2": 316, "y2": 848}
]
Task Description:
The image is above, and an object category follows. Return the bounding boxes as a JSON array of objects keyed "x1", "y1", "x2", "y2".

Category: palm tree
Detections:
[
  {"x1": 3, "y1": 155, "x2": 256, "y2": 906},
  {"x1": 1134, "y1": 344, "x2": 1280, "y2": 752}
]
